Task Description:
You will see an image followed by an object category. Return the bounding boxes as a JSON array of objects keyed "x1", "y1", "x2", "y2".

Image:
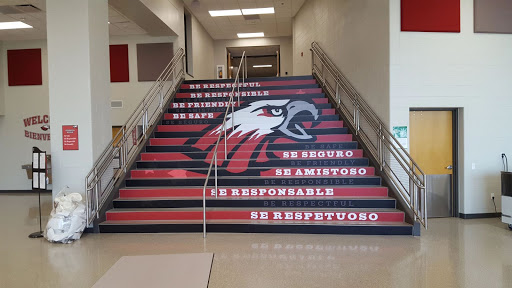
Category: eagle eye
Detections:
[
  {"x1": 270, "y1": 108, "x2": 283, "y2": 116},
  {"x1": 254, "y1": 105, "x2": 286, "y2": 118}
]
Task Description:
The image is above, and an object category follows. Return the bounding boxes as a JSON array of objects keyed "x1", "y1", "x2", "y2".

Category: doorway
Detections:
[
  {"x1": 227, "y1": 45, "x2": 280, "y2": 78},
  {"x1": 409, "y1": 109, "x2": 459, "y2": 218}
]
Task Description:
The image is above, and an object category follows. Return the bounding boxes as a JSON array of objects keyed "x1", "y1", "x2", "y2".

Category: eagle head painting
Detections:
[{"x1": 191, "y1": 99, "x2": 320, "y2": 174}]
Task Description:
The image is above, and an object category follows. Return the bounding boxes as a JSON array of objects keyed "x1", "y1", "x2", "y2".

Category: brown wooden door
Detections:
[
  {"x1": 410, "y1": 111, "x2": 453, "y2": 175},
  {"x1": 112, "y1": 126, "x2": 122, "y2": 146}
]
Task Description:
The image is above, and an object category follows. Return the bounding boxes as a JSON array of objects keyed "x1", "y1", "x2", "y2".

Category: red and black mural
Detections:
[{"x1": 134, "y1": 98, "x2": 369, "y2": 179}]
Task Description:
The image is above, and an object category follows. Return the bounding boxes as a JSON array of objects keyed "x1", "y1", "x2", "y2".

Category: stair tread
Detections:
[
  {"x1": 132, "y1": 165, "x2": 372, "y2": 170},
  {"x1": 120, "y1": 185, "x2": 388, "y2": 189},
  {"x1": 115, "y1": 196, "x2": 395, "y2": 200},
  {"x1": 107, "y1": 207, "x2": 402, "y2": 212},
  {"x1": 100, "y1": 219, "x2": 411, "y2": 226}
]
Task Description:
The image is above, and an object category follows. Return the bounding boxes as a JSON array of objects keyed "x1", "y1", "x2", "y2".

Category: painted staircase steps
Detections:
[
  {"x1": 99, "y1": 74, "x2": 414, "y2": 235},
  {"x1": 98, "y1": 219, "x2": 413, "y2": 235},
  {"x1": 162, "y1": 114, "x2": 339, "y2": 125},
  {"x1": 178, "y1": 84, "x2": 320, "y2": 93},
  {"x1": 181, "y1": 79, "x2": 318, "y2": 89},
  {"x1": 125, "y1": 176, "x2": 382, "y2": 187},
  {"x1": 112, "y1": 197, "x2": 396, "y2": 209},
  {"x1": 104, "y1": 207, "x2": 405, "y2": 223},
  {"x1": 146, "y1": 140, "x2": 358, "y2": 152},
  {"x1": 172, "y1": 93, "x2": 327, "y2": 103},
  {"x1": 140, "y1": 148, "x2": 362, "y2": 159},
  {"x1": 119, "y1": 186, "x2": 389, "y2": 198}
]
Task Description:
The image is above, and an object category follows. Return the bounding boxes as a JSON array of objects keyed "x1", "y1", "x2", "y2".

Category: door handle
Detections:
[{"x1": 446, "y1": 165, "x2": 453, "y2": 170}]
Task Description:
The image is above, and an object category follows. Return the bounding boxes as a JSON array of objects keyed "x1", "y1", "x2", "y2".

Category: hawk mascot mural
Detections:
[{"x1": 161, "y1": 98, "x2": 323, "y2": 178}]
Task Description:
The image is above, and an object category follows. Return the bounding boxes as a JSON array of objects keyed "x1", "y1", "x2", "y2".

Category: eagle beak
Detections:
[{"x1": 278, "y1": 101, "x2": 319, "y2": 140}]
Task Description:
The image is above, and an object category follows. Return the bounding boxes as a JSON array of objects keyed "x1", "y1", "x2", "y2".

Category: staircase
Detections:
[{"x1": 98, "y1": 75, "x2": 415, "y2": 235}]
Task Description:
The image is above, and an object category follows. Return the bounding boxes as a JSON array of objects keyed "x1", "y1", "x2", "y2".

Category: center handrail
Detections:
[
  {"x1": 311, "y1": 42, "x2": 427, "y2": 228},
  {"x1": 201, "y1": 51, "x2": 246, "y2": 238}
]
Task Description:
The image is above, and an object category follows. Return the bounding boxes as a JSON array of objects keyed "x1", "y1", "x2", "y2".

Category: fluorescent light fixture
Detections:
[
  {"x1": 209, "y1": 9, "x2": 242, "y2": 17},
  {"x1": 237, "y1": 32, "x2": 264, "y2": 38},
  {"x1": 253, "y1": 65, "x2": 273, "y2": 68},
  {"x1": 0, "y1": 21, "x2": 32, "y2": 30},
  {"x1": 242, "y1": 7, "x2": 275, "y2": 15}
]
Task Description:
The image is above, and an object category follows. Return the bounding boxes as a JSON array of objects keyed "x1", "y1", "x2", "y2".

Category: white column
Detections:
[{"x1": 47, "y1": 0, "x2": 111, "y2": 197}]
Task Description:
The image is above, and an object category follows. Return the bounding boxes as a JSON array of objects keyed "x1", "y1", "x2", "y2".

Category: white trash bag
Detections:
[{"x1": 44, "y1": 188, "x2": 87, "y2": 244}]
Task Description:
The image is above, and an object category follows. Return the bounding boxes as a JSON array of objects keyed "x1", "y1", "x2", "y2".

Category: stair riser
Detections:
[
  {"x1": 106, "y1": 210, "x2": 404, "y2": 223},
  {"x1": 99, "y1": 223, "x2": 413, "y2": 235},
  {"x1": 113, "y1": 199, "x2": 396, "y2": 209},
  {"x1": 119, "y1": 187, "x2": 389, "y2": 198},
  {"x1": 125, "y1": 177, "x2": 382, "y2": 187},
  {"x1": 130, "y1": 167, "x2": 375, "y2": 179},
  {"x1": 146, "y1": 140, "x2": 358, "y2": 152},
  {"x1": 178, "y1": 85, "x2": 320, "y2": 94},
  {"x1": 181, "y1": 79, "x2": 317, "y2": 89},
  {"x1": 154, "y1": 128, "x2": 348, "y2": 138},
  {"x1": 140, "y1": 150, "x2": 363, "y2": 161},
  {"x1": 138, "y1": 158, "x2": 369, "y2": 169},
  {"x1": 167, "y1": 105, "x2": 334, "y2": 113},
  {"x1": 162, "y1": 115, "x2": 339, "y2": 125},
  {"x1": 172, "y1": 94, "x2": 327, "y2": 103},
  {"x1": 156, "y1": 121, "x2": 344, "y2": 132}
]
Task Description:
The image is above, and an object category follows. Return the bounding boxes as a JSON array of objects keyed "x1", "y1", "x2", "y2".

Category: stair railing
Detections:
[
  {"x1": 310, "y1": 42, "x2": 428, "y2": 228},
  {"x1": 84, "y1": 48, "x2": 186, "y2": 226},
  {"x1": 202, "y1": 51, "x2": 247, "y2": 238}
]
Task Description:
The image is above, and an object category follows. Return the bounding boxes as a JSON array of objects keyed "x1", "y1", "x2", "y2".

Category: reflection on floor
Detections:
[{"x1": 1, "y1": 192, "x2": 511, "y2": 288}]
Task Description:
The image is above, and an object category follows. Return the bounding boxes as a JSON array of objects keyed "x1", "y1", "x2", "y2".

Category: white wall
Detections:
[
  {"x1": 0, "y1": 42, "x2": 4, "y2": 116},
  {"x1": 188, "y1": 13, "x2": 214, "y2": 80},
  {"x1": 0, "y1": 40, "x2": 50, "y2": 190},
  {"x1": 389, "y1": 0, "x2": 512, "y2": 214},
  {"x1": 213, "y1": 37, "x2": 293, "y2": 78},
  {"x1": 0, "y1": 34, "x2": 179, "y2": 190},
  {"x1": 109, "y1": 34, "x2": 177, "y2": 125},
  {"x1": 293, "y1": 0, "x2": 390, "y2": 123}
]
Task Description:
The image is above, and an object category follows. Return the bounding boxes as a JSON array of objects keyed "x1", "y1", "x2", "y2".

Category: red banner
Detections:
[{"x1": 62, "y1": 125, "x2": 79, "y2": 150}]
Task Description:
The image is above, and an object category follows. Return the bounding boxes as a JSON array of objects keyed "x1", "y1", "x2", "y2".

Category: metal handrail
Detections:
[
  {"x1": 202, "y1": 51, "x2": 247, "y2": 238},
  {"x1": 311, "y1": 42, "x2": 428, "y2": 228},
  {"x1": 84, "y1": 48, "x2": 186, "y2": 226}
]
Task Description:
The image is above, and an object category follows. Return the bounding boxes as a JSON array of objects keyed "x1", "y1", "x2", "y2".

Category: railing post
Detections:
[
  {"x1": 94, "y1": 168, "x2": 100, "y2": 218},
  {"x1": 311, "y1": 49, "x2": 314, "y2": 74},
  {"x1": 144, "y1": 110, "x2": 148, "y2": 139},
  {"x1": 123, "y1": 140, "x2": 128, "y2": 172},
  {"x1": 379, "y1": 124, "x2": 384, "y2": 171},
  {"x1": 224, "y1": 122, "x2": 227, "y2": 161},
  {"x1": 215, "y1": 153, "x2": 218, "y2": 199},
  {"x1": 335, "y1": 83, "x2": 340, "y2": 107},
  {"x1": 202, "y1": 184, "x2": 206, "y2": 238}
]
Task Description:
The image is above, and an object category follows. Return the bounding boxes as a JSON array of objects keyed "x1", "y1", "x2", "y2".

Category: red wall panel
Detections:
[
  {"x1": 7, "y1": 49, "x2": 43, "y2": 86},
  {"x1": 401, "y1": 0, "x2": 460, "y2": 33},
  {"x1": 109, "y1": 44, "x2": 129, "y2": 82}
]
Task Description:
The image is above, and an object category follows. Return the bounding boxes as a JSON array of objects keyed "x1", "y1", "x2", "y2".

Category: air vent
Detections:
[
  {"x1": 0, "y1": 4, "x2": 42, "y2": 14},
  {"x1": 111, "y1": 100, "x2": 123, "y2": 108},
  {"x1": 243, "y1": 14, "x2": 260, "y2": 21},
  {"x1": 16, "y1": 4, "x2": 42, "y2": 13}
]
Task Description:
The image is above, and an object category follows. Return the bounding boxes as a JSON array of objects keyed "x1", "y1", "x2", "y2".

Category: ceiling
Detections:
[
  {"x1": 183, "y1": 0, "x2": 306, "y2": 40},
  {"x1": 0, "y1": 0, "x2": 146, "y2": 41},
  {"x1": 0, "y1": 0, "x2": 305, "y2": 41}
]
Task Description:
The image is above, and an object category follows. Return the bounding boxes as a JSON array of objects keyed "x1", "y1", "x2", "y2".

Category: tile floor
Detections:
[{"x1": 1, "y1": 192, "x2": 511, "y2": 288}]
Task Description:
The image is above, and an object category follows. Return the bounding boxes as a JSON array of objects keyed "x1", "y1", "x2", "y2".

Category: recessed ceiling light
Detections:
[
  {"x1": 0, "y1": 21, "x2": 32, "y2": 30},
  {"x1": 237, "y1": 32, "x2": 264, "y2": 38},
  {"x1": 253, "y1": 65, "x2": 272, "y2": 68},
  {"x1": 209, "y1": 9, "x2": 242, "y2": 17},
  {"x1": 242, "y1": 7, "x2": 275, "y2": 15}
]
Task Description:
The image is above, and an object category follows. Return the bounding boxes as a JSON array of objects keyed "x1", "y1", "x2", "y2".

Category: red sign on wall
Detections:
[{"x1": 62, "y1": 125, "x2": 79, "y2": 150}]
